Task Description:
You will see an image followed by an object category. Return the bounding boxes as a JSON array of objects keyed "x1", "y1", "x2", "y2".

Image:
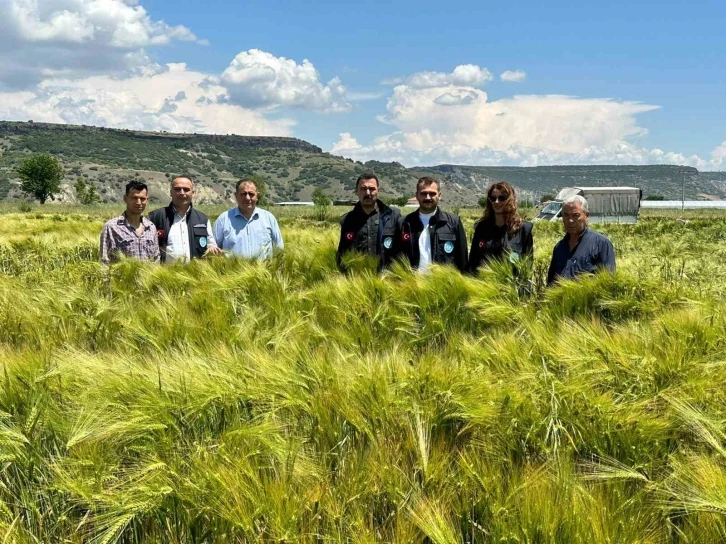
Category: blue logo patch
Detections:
[
  {"x1": 444, "y1": 241, "x2": 454, "y2": 254},
  {"x1": 199, "y1": 237, "x2": 207, "y2": 248},
  {"x1": 509, "y1": 251, "x2": 520, "y2": 264},
  {"x1": 383, "y1": 236, "x2": 393, "y2": 249}
]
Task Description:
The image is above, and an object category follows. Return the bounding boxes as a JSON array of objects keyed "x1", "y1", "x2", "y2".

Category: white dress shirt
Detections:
[
  {"x1": 165, "y1": 207, "x2": 215, "y2": 264},
  {"x1": 418, "y1": 210, "x2": 435, "y2": 273}
]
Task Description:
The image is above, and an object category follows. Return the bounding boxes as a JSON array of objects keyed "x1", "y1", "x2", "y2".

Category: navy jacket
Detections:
[
  {"x1": 401, "y1": 208, "x2": 468, "y2": 272},
  {"x1": 547, "y1": 227, "x2": 615, "y2": 285},
  {"x1": 336, "y1": 200, "x2": 403, "y2": 272},
  {"x1": 468, "y1": 220, "x2": 533, "y2": 274}
]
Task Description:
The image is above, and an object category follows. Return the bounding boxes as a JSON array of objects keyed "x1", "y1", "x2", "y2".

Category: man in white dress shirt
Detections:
[
  {"x1": 401, "y1": 177, "x2": 468, "y2": 273},
  {"x1": 148, "y1": 176, "x2": 222, "y2": 263}
]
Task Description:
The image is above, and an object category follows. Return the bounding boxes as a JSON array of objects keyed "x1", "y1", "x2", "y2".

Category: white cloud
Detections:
[
  {"x1": 382, "y1": 64, "x2": 492, "y2": 89},
  {"x1": 332, "y1": 80, "x2": 726, "y2": 169},
  {"x1": 712, "y1": 141, "x2": 726, "y2": 168},
  {"x1": 433, "y1": 90, "x2": 479, "y2": 106},
  {"x1": 0, "y1": 0, "x2": 203, "y2": 89},
  {"x1": 500, "y1": 70, "x2": 527, "y2": 83},
  {"x1": 0, "y1": 63, "x2": 294, "y2": 136},
  {"x1": 221, "y1": 49, "x2": 350, "y2": 112}
]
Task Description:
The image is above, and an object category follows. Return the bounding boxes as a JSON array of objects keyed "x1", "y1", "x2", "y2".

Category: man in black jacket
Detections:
[
  {"x1": 336, "y1": 173, "x2": 403, "y2": 272},
  {"x1": 148, "y1": 176, "x2": 222, "y2": 263},
  {"x1": 402, "y1": 177, "x2": 468, "y2": 273}
]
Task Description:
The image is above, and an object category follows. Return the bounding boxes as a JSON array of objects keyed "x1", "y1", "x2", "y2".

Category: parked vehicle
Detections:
[{"x1": 536, "y1": 186, "x2": 642, "y2": 223}]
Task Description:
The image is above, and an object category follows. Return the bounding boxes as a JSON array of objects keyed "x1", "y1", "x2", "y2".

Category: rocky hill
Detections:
[{"x1": 1, "y1": 121, "x2": 724, "y2": 205}]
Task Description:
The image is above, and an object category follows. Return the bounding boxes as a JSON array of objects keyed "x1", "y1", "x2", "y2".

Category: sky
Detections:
[{"x1": 1, "y1": 0, "x2": 725, "y2": 170}]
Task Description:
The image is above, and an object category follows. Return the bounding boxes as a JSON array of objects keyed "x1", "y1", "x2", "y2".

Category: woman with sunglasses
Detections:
[{"x1": 468, "y1": 182, "x2": 533, "y2": 274}]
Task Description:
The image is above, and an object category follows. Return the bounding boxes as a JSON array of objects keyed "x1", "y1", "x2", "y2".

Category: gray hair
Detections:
[{"x1": 563, "y1": 194, "x2": 588, "y2": 212}]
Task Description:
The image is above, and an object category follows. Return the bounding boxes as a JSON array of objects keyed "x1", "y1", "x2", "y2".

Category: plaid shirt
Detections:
[{"x1": 99, "y1": 213, "x2": 160, "y2": 265}]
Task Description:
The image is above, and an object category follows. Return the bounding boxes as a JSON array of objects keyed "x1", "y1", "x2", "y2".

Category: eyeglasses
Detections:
[{"x1": 489, "y1": 195, "x2": 509, "y2": 203}]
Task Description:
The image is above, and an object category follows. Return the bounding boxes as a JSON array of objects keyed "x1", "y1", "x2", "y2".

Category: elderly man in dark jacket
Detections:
[{"x1": 547, "y1": 195, "x2": 615, "y2": 285}]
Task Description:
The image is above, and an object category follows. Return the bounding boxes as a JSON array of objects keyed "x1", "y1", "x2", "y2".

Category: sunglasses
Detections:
[{"x1": 489, "y1": 194, "x2": 509, "y2": 203}]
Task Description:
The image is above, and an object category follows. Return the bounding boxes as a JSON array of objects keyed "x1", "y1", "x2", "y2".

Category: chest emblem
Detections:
[
  {"x1": 383, "y1": 236, "x2": 393, "y2": 249},
  {"x1": 157, "y1": 229, "x2": 165, "y2": 239},
  {"x1": 444, "y1": 241, "x2": 455, "y2": 254},
  {"x1": 199, "y1": 237, "x2": 207, "y2": 248},
  {"x1": 345, "y1": 232, "x2": 355, "y2": 241},
  {"x1": 402, "y1": 232, "x2": 411, "y2": 242},
  {"x1": 479, "y1": 240, "x2": 486, "y2": 249}
]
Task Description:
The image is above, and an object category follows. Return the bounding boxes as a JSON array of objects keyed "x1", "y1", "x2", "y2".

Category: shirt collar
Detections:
[
  {"x1": 234, "y1": 207, "x2": 259, "y2": 220},
  {"x1": 354, "y1": 200, "x2": 379, "y2": 217},
  {"x1": 171, "y1": 203, "x2": 192, "y2": 219},
  {"x1": 119, "y1": 212, "x2": 152, "y2": 230},
  {"x1": 564, "y1": 226, "x2": 589, "y2": 243}
]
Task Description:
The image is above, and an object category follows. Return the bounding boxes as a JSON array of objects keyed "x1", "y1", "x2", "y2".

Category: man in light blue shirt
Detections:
[{"x1": 213, "y1": 179, "x2": 284, "y2": 259}]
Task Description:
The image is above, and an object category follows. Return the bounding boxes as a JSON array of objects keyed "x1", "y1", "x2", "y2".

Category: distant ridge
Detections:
[{"x1": 1, "y1": 120, "x2": 724, "y2": 204}]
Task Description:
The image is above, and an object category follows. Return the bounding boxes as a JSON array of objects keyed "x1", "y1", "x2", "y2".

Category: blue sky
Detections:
[{"x1": 1, "y1": 0, "x2": 724, "y2": 168}]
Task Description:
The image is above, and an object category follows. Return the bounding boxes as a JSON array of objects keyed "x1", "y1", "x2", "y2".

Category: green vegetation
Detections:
[
  {"x1": 312, "y1": 187, "x2": 332, "y2": 221},
  {"x1": 0, "y1": 204, "x2": 726, "y2": 541},
  {"x1": 74, "y1": 177, "x2": 101, "y2": 205},
  {"x1": 1, "y1": 121, "x2": 724, "y2": 206},
  {"x1": 17, "y1": 153, "x2": 64, "y2": 204}
]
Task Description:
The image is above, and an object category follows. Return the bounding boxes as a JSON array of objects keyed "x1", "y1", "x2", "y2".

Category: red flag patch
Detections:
[
  {"x1": 157, "y1": 229, "x2": 165, "y2": 238},
  {"x1": 402, "y1": 232, "x2": 411, "y2": 242},
  {"x1": 345, "y1": 232, "x2": 354, "y2": 241},
  {"x1": 479, "y1": 240, "x2": 486, "y2": 249}
]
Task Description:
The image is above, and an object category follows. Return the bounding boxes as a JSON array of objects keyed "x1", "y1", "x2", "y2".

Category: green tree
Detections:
[
  {"x1": 74, "y1": 177, "x2": 101, "y2": 205},
  {"x1": 388, "y1": 196, "x2": 409, "y2": 206},
  {"x1": 250, "y1": 175, "x2": 271, "y2": 207},
  {"x1": 17, "y1": 154, "x2": 64, "y2": 204},
  {"x1": 478, "y1": 195, "x2": 488, "y2": 208},
  {"x1": 312, "y1": 187, "x2": 332, "y2": 221}
]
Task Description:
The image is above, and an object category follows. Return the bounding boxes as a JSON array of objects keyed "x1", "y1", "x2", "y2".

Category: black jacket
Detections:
[
  {"x1": 148, "y1": 203, "x2": 211, "y2": 263},
  {"x1": 468, "y1": 220, "x2": 533, "y2": 273},
  {"x1": 401, "y1": 208, "x2": 468, "y2": 272},
  {"x1": 336, "y1": 200, "x2": 403, "y2": 272}
]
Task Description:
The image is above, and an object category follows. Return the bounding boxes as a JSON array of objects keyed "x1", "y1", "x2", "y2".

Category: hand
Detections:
[{"x1": 205, "y1": 246, "x2": 223, "y2": 257}]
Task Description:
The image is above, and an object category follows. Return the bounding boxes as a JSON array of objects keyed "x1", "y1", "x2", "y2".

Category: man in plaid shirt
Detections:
[{"x1": 99, "y1": 180, "x2": 160, "y2": 265}]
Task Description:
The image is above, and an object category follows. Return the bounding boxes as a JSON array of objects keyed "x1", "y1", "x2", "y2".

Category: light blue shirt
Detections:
[{"x1": 213, "y1": 207, "x2": 284, "y2": 259}]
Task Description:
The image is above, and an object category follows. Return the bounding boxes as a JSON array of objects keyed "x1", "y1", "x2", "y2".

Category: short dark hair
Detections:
[
  {"x1": 235, "y1": 179, "x2": 257, "y2": 193},
  {"x1": 125, "y1": 180, "x2": 148, "y2": 195},
  {"x1": 416, "y1": 176, "x2": 439, "y2": 193},
  {"x1": 356, "y1": 173, "x2": 379, "y2": 189}
]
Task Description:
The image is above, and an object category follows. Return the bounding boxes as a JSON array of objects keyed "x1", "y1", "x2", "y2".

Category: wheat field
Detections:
[{"x1": 1, "y1": 204, "x2": 726, "y2": 543}]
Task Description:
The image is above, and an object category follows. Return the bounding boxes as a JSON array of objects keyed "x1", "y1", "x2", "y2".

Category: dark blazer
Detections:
[
  {"x1": 336, "y1": 200, "x2": 403, "y2": 272},
  {"x1": 468, "y1": 220, "x2": 533, "y2": 274},
  {"x1": 401, "y1": 208, "x2": 468, "y2": 272}
]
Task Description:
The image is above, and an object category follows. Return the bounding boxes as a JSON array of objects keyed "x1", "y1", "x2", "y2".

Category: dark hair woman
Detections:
[{"x1": 468, "y1": 182, "x2": 533, "y2": 274}]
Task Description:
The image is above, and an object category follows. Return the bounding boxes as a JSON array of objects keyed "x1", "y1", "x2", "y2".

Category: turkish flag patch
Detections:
[
  {"x1": 345, "y1": 232, "x2": 354, "y2": 241},
  {"x1": 479, "y1": 240, "x2": 486, "y2": 249},
  {"x1": 157, "y1": 229, "x2": 165, "y2": 238},
  {"x1": 402, "y1": 232, "x2": 411, "y2": 242}
]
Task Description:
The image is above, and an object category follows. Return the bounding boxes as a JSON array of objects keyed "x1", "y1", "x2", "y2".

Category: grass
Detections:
[{"x1": 1, "y1": 204, "x2": 726, "y2": 542}]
